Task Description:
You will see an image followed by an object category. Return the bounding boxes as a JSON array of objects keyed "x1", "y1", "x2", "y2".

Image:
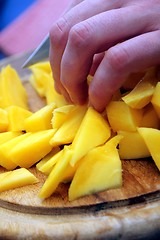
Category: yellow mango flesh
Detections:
[
  {"x1": 30, "y1": 67, "x2": 67, "y2": 107},
  {"x1": 51, "y1": 105, "x2": 75, "y2": 129},
  {"x1": 24, "y1": 103, "x2": 56, "y2": 132},
  {"x1": 151, "y1": 82, "x2": 160, "y2": 118},
  {"x1": 0, "y1": 168, "x2": 38, "y2": 193},
  {"x1": 0, "y1": 133, "x2": 30, "y2": 170},
  {"x1": 0, "y1": 108, "x2": 8, "y2": 132},
  {"x1": 70, "y1": 107, "x2": 111, "y2": 166},
  {"x1": 106, "y1": 101, "x2": 143, "y2": 132},
  {"x1": 39, "y1": 147, "x2": 73, "y2": 199},
  {"x1": 8, "y1": 130, "x2": 56, "y2": 168},
  {"x1": 118, "y1": 131, "x2": 150, "y2": 159},
  {"x1": 140, "y1": 103, "x2": 160, "y2": 129},
  {"x1": 6, "y1": 106, "x2": 32, "y2": 131},
  {"x1": 69, "y1": 135, "x2": 122, "y2": 201},
  {"x1": 0, "y1": 65, "x2": 28, "y2": 109},
  {"x1": 122, "y1": 67, "x2": 158, "y2": 109},
  {"x1": 0, "y1": 131, "x2": 22, "y2": 144},
  {"x1": 36, "y1": 147, "x2": 60, "y2": 175},
  {"x1": 50, "y1": 105, "x2": 87, "y2": 146},
  {"x1": 138, "y1": 127, "x2": 160, "y2": 170}
]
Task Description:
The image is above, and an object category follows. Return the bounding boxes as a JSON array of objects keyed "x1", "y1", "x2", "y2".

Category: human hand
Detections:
[{"x1": 49, "y1": 0, "x2": 160, "y2": 112}]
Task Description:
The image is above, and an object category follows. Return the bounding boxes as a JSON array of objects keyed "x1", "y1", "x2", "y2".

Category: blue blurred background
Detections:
[{"x1": 0, "y1": 0, "x2": 36, "y2": 59}]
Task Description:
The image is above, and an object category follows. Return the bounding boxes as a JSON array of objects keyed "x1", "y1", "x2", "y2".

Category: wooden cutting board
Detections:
[{"x1": 0, "y1": 54, "x2": 160, "y2": 240}]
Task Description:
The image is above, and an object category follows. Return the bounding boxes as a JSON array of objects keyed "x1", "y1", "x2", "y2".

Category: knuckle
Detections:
[
  {"x1": 49, "y1": 17, "x2": 68, "y2": 46},
  {"x1": 69, "y1": 22, "x2": 93, "y2": 49},
  {"x1": 107, "y1": 46, "x2": 130, "y2": 73}
]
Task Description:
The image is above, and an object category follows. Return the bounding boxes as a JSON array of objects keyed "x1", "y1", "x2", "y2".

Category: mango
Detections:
[
  {"x1": 69, "y1": 135, "x2": 122, "y2": 201},
  {"x1": 118, "y1": 130, "x2": 150, "y2": 159},
  {"x1": 0, "y1": 108, "x2": 8, "y2": 132},
  {"x1": 0, "y1": 168, "x2": 38, "y2": 193},
  {"x1": 0, "y1": 133, "x2": 30, "y2": 170},
  {"x1": 29, "y1": 66, "x2": 67, "y2": 107},
  {"x1": 151, "y1": 82, "x2": 160, "y2": 118},
  {"x1": 51, "y1": 105, "x2": 77, "y2": 129},
  {"x1": 0, "y1": 65, "x2": 28, "y2": 109},
  {"x1": 70, "y1": 107, "x2": 111, "y2": 166},
  {"x1": 138, "y1": 127, "x2": 160, "y2": 170},
  {"x1": 36, "y1": 147, "x2": 60, "y2": 174},
  {"x1": 24, "y1": 103, "x2": 56, "y2": 132},
  {"x1": 0, "y1": 131, "x2": 22, "y2": 144},
  {"x1": 8, "y1": 130, "x2": 56, "y2": 168},
  {"x1": 106, "y1": 101, "x2": 143, "y2": 132},
  {"x1": 122, "y1": 67, "x2": 158, "y2": 109},
  {"x1": 39, "y1": 146, "x2": 73, "y2": 199},
  {"x1": 50, "y1": 105, "x2": 87, "y2": 146},
  {"x1": 6, "y1": 106, "x2": 32, "y2": 131},
  {"x1": 140, "y1": 103, "x2": 160, "y2": 129}
]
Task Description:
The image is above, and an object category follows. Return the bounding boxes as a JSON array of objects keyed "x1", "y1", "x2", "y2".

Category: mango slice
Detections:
[
  {"x1": 0, "y1": 65, "x2": 28, "y2": 109},
  {"x1": 151, "y1": 82, "x2": 160, "y2": 118},
  {"x1": 0, "y1": 132, "x2": 28, "y2": 170},
  {"x1": 0, "y1": 131, "x2": 22, "y2": 144},
  {"x1": 118, "y1": 130, "x2": 150, "y2": 159},
  {"x1": 39, "y1": 146, "x2": 73, "y2": 199},
  {"x1": 122, "y1": 67, "x2": 158, "y2": 109},
  {"x1": 50, "y1": 105, "x2": 87, "y2": 146},
  {"x1": 140, "y1": 103, "x2": 159, "y2": 129},
  {"x1": 51, "y1": 105, "x2": 75, "y2": 129},
  {"x1": 24, "y1": 103, "x2": 56, "y2": 132},
  {"x1": 69, "y1": 135, "x2": 122, "y2": 201},
  {"x1": 0, "y1": 168, "x2": 38, "y2": 193},
  {"x1": 8, "y1": 130, "x2": 56, "y2": 168},
  {"x1": 106, "y1": 101, "x2": 143, "y2": 132},
  {"x1": 138, "y1": 127, "x2": 160, "y2": 170},
  {"x1": 29, "y1": 66, "x2": 67, "y2": 107},
  {"x1": 6, "y1": 106, "x2": 32, "y2": 131},
  {"x1": 70, "y1": 107, "x2": 111, "y2": 166},
  {"x1": 36, "y1": 147, "x2": 60, "y2": 174},
  {"x1": 0, "y1": 108, "x2": 8, "y2": 132}
]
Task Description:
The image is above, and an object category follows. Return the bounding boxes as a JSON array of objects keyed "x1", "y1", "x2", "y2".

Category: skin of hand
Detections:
[{"x1": 49, "y1": 0, "x2": 160, "y2": 112}]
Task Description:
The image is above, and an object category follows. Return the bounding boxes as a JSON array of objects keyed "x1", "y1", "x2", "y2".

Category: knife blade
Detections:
[{"x1": 22, "y1": 34, "x2": 50, "y2": 68}]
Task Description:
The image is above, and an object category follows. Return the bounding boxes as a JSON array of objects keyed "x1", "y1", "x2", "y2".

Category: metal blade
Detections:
[{"x1": 22, "y1": 34, "x2": 50, "y2": 68}]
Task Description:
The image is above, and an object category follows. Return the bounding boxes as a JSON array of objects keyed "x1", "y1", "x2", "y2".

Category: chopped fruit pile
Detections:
[{"x1": 0, "y1": 63, "x2": 159, "y2": 201}]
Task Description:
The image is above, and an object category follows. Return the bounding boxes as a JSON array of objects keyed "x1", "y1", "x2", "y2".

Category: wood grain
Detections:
[{"x1": 0, "y1": 54, "x2": 160, "y2": 239}]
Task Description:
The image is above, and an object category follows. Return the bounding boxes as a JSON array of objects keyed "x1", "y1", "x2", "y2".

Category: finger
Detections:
[
  {"x1": 49, "y1": 0, "x2": 122, "y2": 94},
  {"x1": 89, "y1": 30, "x2": 160, "y2": 112},
  {"x1": 60, "y1": 5, "x2": 154, "y2": 104}
]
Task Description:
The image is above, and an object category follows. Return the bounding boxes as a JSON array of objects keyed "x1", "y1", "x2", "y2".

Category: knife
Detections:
[{"x1": 22, "y1": 34, "x2": 50, "y2": 68}]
